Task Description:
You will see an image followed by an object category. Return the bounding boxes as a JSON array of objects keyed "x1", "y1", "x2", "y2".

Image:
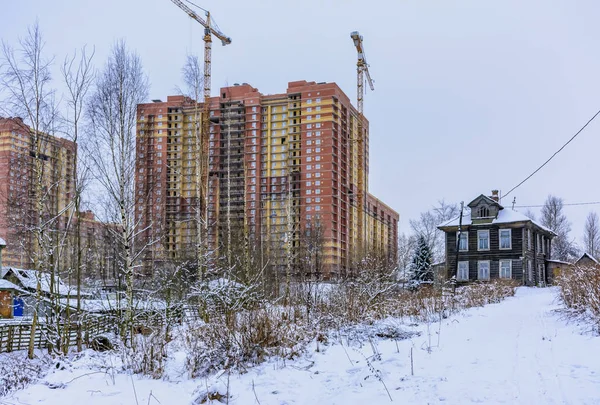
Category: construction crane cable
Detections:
[
  {"x1": 183, "y1": 0, "x2": 207, "y2": 13},
  {"x1": 504, "y1": 107, "x2": 600, "y2": 198}
]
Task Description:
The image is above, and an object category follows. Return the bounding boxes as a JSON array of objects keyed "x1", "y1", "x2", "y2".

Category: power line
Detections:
[
  {"x1": 514, "y1": 201, "x2": 600, "y2": 208},
  {"x1": 504, "y1": 107, "x2": 600, "y2": 198}
]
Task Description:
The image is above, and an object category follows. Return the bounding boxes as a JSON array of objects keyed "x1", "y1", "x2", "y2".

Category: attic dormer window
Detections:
[{"x1": 477, "y1": 206, "x2": 490, "y2": 218}]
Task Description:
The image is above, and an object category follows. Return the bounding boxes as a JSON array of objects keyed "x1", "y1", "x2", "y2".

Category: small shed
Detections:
[
  {"x1": 574, "y1": 253, "x2": 599, "y2": 269},
  {"x1": 546, "y1": 260, "x2": 571, "y2": 284},
  {"x1": 0, "y1": 279, "x2": 21, "y2": 319}
]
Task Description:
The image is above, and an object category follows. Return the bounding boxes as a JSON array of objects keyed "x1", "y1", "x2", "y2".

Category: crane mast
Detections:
[
  {"x1": 169, "y1": 0, "x2": 231, "y2": 273},
  {"x1": 350, "y1": 31, "x2": 374, "y2": 263}
]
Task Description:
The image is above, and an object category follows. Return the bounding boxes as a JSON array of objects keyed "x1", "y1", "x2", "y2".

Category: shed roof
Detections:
[
  {"x1": 575, "y1": 252, "x2": 599, "y2": 265},
  {"x1": 0, "y1": 279, "x2": 21, "y2": 291},
  {"x1": 2, "y1": 267, "x2": 90, "y2": 297}
]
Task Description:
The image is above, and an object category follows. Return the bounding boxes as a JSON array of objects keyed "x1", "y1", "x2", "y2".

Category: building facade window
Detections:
[
  {"x1": 478, "y1": 261, "x2": 490, "y2": 280},
  {"x1": 478, "y1": 230, "x2": 490, "y2": 251},
  {"x1": 499, "y1": 229, "x2": 512, "y2": 249},
  {"x1": 477, "y1": 206, "x2": 490, "y2": 218},
  {"x1": 457, "y1": 261, "x2": 469, "y2": 281},
  {"x1": 499, "y1": 260, "x2": 512, "y2": 279},
  {"x1": 458, "y1": 232, "x2": 468, "y2": 251}
]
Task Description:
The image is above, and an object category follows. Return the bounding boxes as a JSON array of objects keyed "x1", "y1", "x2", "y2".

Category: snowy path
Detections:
[
  {"x1": 3, "y1": 287, "x2": 600, "y2": 405},
  {"x1": 233, "y1": 287, "x2": 600, "y2": 405}
]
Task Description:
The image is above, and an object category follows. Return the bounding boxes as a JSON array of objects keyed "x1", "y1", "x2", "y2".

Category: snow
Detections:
[
  {"x1": 0, "y1": 279, "x2": 21, "y2": 290},
  {"x1": 0, "y1": 237, "x2": 6, "y2": 246},
  {"x1": 5, "y1": 287, "x2": 600, "y2": 404},
  {"x1": 2, "y1": 267, "x2": 91, "y2": 297},
  {"x1": 441, "y1": 207, "x2": 556, "y2": 235}
]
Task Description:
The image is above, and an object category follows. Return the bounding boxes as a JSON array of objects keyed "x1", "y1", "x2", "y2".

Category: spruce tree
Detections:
[{"x1": 410, "y1": 235, "x2": 433, "y2": 282}]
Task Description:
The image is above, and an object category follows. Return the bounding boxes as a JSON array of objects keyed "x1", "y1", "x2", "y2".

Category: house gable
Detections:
[{"x1": 467, "y1": 194, "x2": 503, "y2": 224}]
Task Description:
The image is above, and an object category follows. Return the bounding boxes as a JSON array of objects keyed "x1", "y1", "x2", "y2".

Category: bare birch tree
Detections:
[
  {"x1": 541, "y1": 195, "x2": 578, "y2": 262},
  {"x1": 583, "y1": 211, "x2": 600, "y2": 259},
  {"x1": 87, "y1": 41, "x2": 149, "y2": 344},
  {"x1": 180, "y1": 54, "x2": 208, "y2": 280},
  {"x1": 1, "y1": 22, "x2": 59, "y2": 359},
  {"x1": 61, "y1": 46, "x2": 94, "y2": 352},
  {"x1": 410, "y1": 200, "x2": 458, "y2": 263}
]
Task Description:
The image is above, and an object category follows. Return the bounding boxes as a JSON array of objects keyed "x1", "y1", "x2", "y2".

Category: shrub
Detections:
[{"x1": 556, "y1": 265, "x2": 600, "y2": 331}]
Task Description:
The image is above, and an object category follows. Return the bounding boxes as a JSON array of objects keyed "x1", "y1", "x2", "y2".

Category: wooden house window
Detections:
[
  {"x1": 457, "y1": 261, "x2": 469, "y2": 281},
  {"x1": 477, "y1": 206, "x2": 490, "y2": 218},
  {"x1": 499, "y1": 229, "x2": 512, "y2": 250},
  {"x1": 527, "y1": 229, "x2": 532, "y2": 250},
  {"x1": 478, "y1": 261, "x2": 490, "y2": 280},
  {"x1": 500, "y1": 260, "x2": 512, "y2": 279},
  {"x1": 477, "y1": 230, "x2": 490, "y2": 251},
  {"x1": 458, "y1": 232, "x2": 468, "y2": 251}
]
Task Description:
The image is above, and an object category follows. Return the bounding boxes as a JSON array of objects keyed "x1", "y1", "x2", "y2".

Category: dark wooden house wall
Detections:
[{"x1": 446, "y1": 224, "x2": 526, "y2": 282}]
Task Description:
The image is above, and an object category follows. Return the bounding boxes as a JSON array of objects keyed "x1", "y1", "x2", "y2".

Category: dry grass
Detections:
[
  {"x1": 556, "y1": 265, "x2": 600, "y2": 331},
  {"x1": 177, "y1": 278, "x2": 519, "y2": 378}
]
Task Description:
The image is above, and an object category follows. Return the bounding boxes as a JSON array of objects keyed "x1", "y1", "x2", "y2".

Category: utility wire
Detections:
[
  {"x1": 504, "y1": 108, "x2": 600, "y2": 198},
  {"x1": 514, "y1": 201, "x2": 600, "y2": 208}
]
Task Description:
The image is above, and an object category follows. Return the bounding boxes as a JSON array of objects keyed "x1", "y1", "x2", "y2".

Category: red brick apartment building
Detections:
[
  {"x1": 0, "y1": 117, "x2": 76, "y2": 268},
  {"x1": 135, "y1": 81, "x2": 398, "y2": 278},
  {"x1": 0, "y1": 117, "x2": 113, "y2": 277}
]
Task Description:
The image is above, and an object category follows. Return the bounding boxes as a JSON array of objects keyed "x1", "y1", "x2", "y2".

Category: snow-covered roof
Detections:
[
  {"x1": 58, "y1": 298, "x2": 167, "y2": 313},
  {"x1": 0, "y1": 279, "x2": 21, "y2": 291},
  {"x1": 3, "y1": 267, "x2": 89, "y2": 297},
  {"x1": 467, "y1": 194, "x2": 503, "y2": 209},
  {"x1": 439, "y1": 207, "x2": 556, "y2": 236},
  {"x1": 0, "y1": 237, "x2": 6, "y2": 246},
  {"x1": 546, "y1": 259, "x2": 572, "y2": 265},
  {"x1": 576, "y1": 253, "x2": 599, "y2": 265}
]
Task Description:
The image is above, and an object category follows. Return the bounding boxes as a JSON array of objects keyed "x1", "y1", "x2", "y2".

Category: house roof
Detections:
[
  {"x1": 2, "y1": 267, "x2": 88, "y2": 297},
  {"x1": 467, "y1": 194, "x2": 503, "y2": 209},
  {"x1": 575, "y1": 252, "x2": 599, "y2": 265},
  {"x1": 439, "y1": 207, "x2": 557, "y2": 236},
  {"x1": 546, "y1": 259, "x2": 572, "y2": 265},
  {"x1": 0, "y1": 237, "x2": 6, "y2": 247},
  {"x1": 0, "y1": 279, "x2": 21, "y2": 291}
]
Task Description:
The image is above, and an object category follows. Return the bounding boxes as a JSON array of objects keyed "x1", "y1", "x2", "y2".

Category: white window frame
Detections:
[
  {"x1": 477, "y1": 260, "x2": 490, "y2": 281},
  {"x1": 477, "y1": 230, "x2": 490, "y2": 251},
  {"x1": 457, "y1": 261, "x2": 469, "y2": 281},
  {"x1": 499, "y1": 229, "x2": 512, "y2": 250},
  {"x1": 458, "y1": 231, "x2": 468, "y2": 252},
  {"x1": 499, "y1": 260, "x2": 512, "y2": 279}
]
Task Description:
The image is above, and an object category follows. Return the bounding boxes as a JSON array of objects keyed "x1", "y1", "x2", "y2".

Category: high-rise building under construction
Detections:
[{"x1": 135, "y1": 80, "x2": 398, "y2": 278}]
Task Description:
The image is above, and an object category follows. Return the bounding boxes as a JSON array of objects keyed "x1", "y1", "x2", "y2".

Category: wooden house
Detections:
[{"x1": 438, "y1": 191, "x2": 556, "y2": 286}]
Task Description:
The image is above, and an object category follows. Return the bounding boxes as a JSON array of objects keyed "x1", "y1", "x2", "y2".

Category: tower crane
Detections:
[
  {"x1": 170, "y1": 0, "x2": 231, "y2": 105},
  {"x1": 170, "y1": 0, "x2": 231, "y2": 273},
  {"x1": 350, "y1": 31, "x2": 374, "y2": 257}
]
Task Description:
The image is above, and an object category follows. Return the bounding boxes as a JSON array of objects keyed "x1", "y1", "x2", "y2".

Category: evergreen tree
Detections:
[{"x1": 410, "y1": 235, "x2": 433, "y2": 282}]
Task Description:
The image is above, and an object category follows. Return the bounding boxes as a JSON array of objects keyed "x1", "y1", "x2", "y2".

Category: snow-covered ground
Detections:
[{"x1": 3, "y1": 287, "x2": 600, "y2": 405}]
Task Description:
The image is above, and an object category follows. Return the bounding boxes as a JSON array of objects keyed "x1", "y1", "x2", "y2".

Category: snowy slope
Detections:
[{"x1": 5, "y1": 287, "x2": 600, "y2": 405}]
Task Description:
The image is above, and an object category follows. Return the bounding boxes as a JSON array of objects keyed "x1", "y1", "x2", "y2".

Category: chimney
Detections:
[{"x1": 491, "y1": 190, "x2": 499, "y2": 202}]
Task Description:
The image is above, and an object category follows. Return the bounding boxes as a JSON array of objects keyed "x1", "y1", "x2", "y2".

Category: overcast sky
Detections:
[{"x1": 2, "y1": 0, "x2": 600, "y2": 247}]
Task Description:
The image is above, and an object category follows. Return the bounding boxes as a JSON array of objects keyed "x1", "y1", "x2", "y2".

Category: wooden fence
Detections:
[{"x1": 0, "y1": 316, "x2": 116, "y2": 353}]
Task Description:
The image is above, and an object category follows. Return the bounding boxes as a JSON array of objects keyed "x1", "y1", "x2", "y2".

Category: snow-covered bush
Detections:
[
  {"x1": 184, "y1": 306, "x2": 310, "y2": 378},
  {"x1": 556, "y1": 265, "x2": 600, "y2": 331},
  {"x1": 0, "y1": 352, "x2": 52, "y2": 397},
  {"x1": 455, "y1": 279, "x2": 520, "y2": 308}
]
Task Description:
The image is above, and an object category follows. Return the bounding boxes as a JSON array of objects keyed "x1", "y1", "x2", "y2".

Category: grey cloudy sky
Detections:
[{"x1": 2, "y1": 0, "x2": 599, "y2": 246}]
